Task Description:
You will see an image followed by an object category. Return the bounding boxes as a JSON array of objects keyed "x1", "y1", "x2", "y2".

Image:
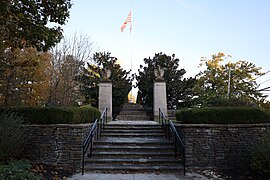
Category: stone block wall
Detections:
[
  {"x1": 176, "y1": 124, "x2": 270, "y2": 173},
  {"x1": 21, "y1": 123, "x2": 270, "y2": 173},
  {"x1": 23, "y1": 124, "x2": 91, "y2": 170}
]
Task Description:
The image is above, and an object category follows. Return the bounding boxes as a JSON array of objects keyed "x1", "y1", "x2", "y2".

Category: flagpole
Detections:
[
  {"x1": 121, "y1": 8, "x2": 134, "y2": 103},
  {"x1": 130, "y1": 7, "x2": 133, "y2": 103}
]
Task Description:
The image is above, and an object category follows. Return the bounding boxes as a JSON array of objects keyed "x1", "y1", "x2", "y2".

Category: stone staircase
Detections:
[
  {"x1": 83, "y1": 103, "x2": 183, "y2": 173},
  {"x1": 115, "y1": 103, "x2": 150, "y2": 121}
]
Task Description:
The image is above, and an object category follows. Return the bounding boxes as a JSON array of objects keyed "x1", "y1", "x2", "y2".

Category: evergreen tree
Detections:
[
  {"x1": 79, "y1": 52, "x2": 133, "y2": 116},
  {"x1": 136, "y1": 52, "x2": 196, "y2": 109}
]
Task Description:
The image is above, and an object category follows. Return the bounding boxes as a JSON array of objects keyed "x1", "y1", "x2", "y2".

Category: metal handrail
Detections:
[
  {"x1": 100, "y1": 108, "x2": 107, "y2": 135},
  {"x1": 168, "y1": 120, "x2": 186, "y2": 175},
  {"x1": 82, "y1": 108, "x2": 107, "y2": 175},
  {"x1": 159, "y1": 108, "x2": 186, "y2": 175}
]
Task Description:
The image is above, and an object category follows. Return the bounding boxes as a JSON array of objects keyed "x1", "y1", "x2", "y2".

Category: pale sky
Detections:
[{"x1": 62, "y1": 0, "x2": 270, "y2": 97}]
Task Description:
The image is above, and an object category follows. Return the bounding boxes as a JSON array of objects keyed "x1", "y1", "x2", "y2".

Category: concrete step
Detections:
[
  {"x1": 105, "y1": 124, "x2": 161, "y2": 128},
  {"x1": 93, "y1": 145, "x2": 174, "y2": 152},
  {"x1": 102, "y1": 129, "x2": 164, "y2": 133},
  {"x1": 119, "y1": 111, "x2": 147, "y2": 115},
  {"x1": 121, "y1": 106, "x2": 144, "y2": 111},
  {"x1": 85, "y1": 158, "x2": 181, "y2": 165},
  {"x1": 121, "y1": 108, "x2": 143, "y2": 110},
  {"x1": 83, "y1": 164, "x2": 183, "y2": 173},
  {"x1": 95, "y1": 137, "x2": 173, "y2": 146},
  {"x1": 121, "y1": 106, "x2": 144, "y2": 110},
  {"x1": 101, "y1": 133, "x2": 165, "y2": 138},
  {"x1": 121, "y1": 104, "x2": 143, "y2": 108},
  {"x1": 122, "y1": 103, "x2": 143, "y2": 107},
  {"x1": 108, "y1": 121, "x2": 158, "y2": 125},
  {"x1": 115, "y1": 115, "x2": 150, "y2": 120},
  {"x1": 103, "y1": 127, "x2": 162, "y2": 132},
  {"x1": 92, "y1": 151, "x2": 175, "y2": 158},
  {"x1": 115, "y1": 118, "x2": 151, "y2": 121}
]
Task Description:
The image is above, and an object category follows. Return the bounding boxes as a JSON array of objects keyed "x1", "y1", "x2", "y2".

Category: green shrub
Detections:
[
  {"x1": 79, "y1": 105, "x2": 101, "y2": 123},
  {"x1": 15, "y1": 107, "x2": 73, "y2": 124},
  {"x1": 206, "y1": 98, "x2": 255, "y2": 107},
  {"x1": 0, "y1": 160, "x2": 41, "y2": 179},
  {"x1": 175, "y1": 107, "x2": 270, "y2": 124},
  {"x1": 0, "y1": 106, "x2": 100, "y2": 124},
  {"x1": 67, "y1": 106, "x2": 101, "y2": 123},
  {"x1": 0, "y1": 113, "x2": 26, "y2": 162},
  {"x1": 250, "y1": 138, "x2": 270, "y2": 175}
]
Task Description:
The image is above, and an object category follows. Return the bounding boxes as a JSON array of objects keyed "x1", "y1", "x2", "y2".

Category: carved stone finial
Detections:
[
  {"x1": 101, "y1": 68, "x2": 111, "y2": 82},
  {"x1": 154, "y1": 66, "x2": 164, "y2": 81}
]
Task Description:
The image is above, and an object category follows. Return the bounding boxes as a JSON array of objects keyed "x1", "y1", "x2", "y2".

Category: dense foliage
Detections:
[
  {"x1": 251, "y1": 138, "x2": 270, "y2": 175},
  {"x1": 175, "y1": 107, "x2": 270, "y2": 124},
  {"x1": 194, "y1": 52, "x2": 266, "y2": 107},
  {"x1": 79, "y1": 52, "x2": 133, "y2": 116},
  {"x1": 0, "y1": 0, "x2": 72, "y2": 51},
  {"x1": 0, "y1": 113, "x2": 26, "y2": 163},
  {"x1": 0, "y1": 0, "x2": 74, "y2": 107},
  {"x1": 0, "y1": 48, "x2": 51, "y2": 106},
  {"x1": 0, "y1": 160, "x2": 41, "y2": 180},
  {"x1": 0, "y1": 33, "x2": 96, "y2": 107},
  {"x1": 0, "y1": 106, "x2": 100, "y2": 124},
  {"x1": 136, "y1": 52, "x2": 196, "y2": 109}
]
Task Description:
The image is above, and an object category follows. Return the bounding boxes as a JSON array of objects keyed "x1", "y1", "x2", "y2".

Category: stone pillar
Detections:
[
  {"x1": 153, "y1": 81, "x2": 167, "y2": 120},
  {"x1": 99, "y1": 82, "x2": 112, "y2": 121}
]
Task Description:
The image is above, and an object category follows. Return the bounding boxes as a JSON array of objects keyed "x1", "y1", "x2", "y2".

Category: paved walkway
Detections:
[{"x1": 68, "y1": 173, "x2": 209, "y2": 180}]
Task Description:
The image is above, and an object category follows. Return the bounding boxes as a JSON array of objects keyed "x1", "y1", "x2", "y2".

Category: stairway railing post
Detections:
[
  {"x1": 183, "y1": 147, "x2": 186, "y2": 175},
  {"x1": 159, "y1": 108, "x2": 161, "y2": 124},
  {"x1": 96, "y1": 127, "x2": 98, "y2": 141},
  {"x1": 168, "y1": 126, "x2": 171, "y2": 141},
  {"x1": 82, "y1": 146, "x2": 85, "y2": 175},
  {"x1": 99, "y1": 117, "x2": 102, "y2": 138},
  {"x1": 89, "y1": 138, "x2": 93, "y2": 158},
  {"x1": 105, "y1": 108, "x2": 108, "y2": 125},
  {"x1": 174, "y1": 134, "x2": 177, "y2": 158}
]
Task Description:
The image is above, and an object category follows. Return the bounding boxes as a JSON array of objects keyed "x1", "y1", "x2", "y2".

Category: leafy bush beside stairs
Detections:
[
  {"x1": 250, "y1": 138, "x2": 270, "y2": 175},
  {"x1": 176, "y1": 107, "x2": 270, "y2": 124},
  {"x1": 0, "y1": 113, "x2": 26, "y2": 163},
  {"x1": 0, "y1": 160, "x2": 41, "y2": 180},
  {"x1": 0, "y1": 106, "x2": 100, "y2": 124}
]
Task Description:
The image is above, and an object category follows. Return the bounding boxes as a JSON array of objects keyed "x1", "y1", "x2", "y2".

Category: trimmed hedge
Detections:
[
  {"x1": 175, "y1": 107, "x2": 270, "y2": 124},
  {"x1": 0, "y1": 106, "x2": 100, "y2": 124}
]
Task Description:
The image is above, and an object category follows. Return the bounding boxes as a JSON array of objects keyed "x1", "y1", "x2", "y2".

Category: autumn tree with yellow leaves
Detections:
[
  {"x1": 0, "y1": 48, "x2": 51, "y2": 106},
  {"x1": 0, "y1": 0, "x2": 73, "y2": 107},
  {"x1": 194, "y1": 52, "x2": 266, "y2": 107}
]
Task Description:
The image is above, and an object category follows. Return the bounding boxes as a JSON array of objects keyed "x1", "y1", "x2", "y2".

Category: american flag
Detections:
[{"x1": 121, "y1": 10, "x2": 132, "y2": 32}]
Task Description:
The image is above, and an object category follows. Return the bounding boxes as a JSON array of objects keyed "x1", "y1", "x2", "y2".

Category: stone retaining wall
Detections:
[
  {"x1": 23, "y1": 124, "x2": 91, "y2": 170},
  {"x1": 21, "y1": 123, "x2": 270, "y2": 173},
  {"x1": 176, "y1": 124, "x2": 270, "y2": 173}
]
